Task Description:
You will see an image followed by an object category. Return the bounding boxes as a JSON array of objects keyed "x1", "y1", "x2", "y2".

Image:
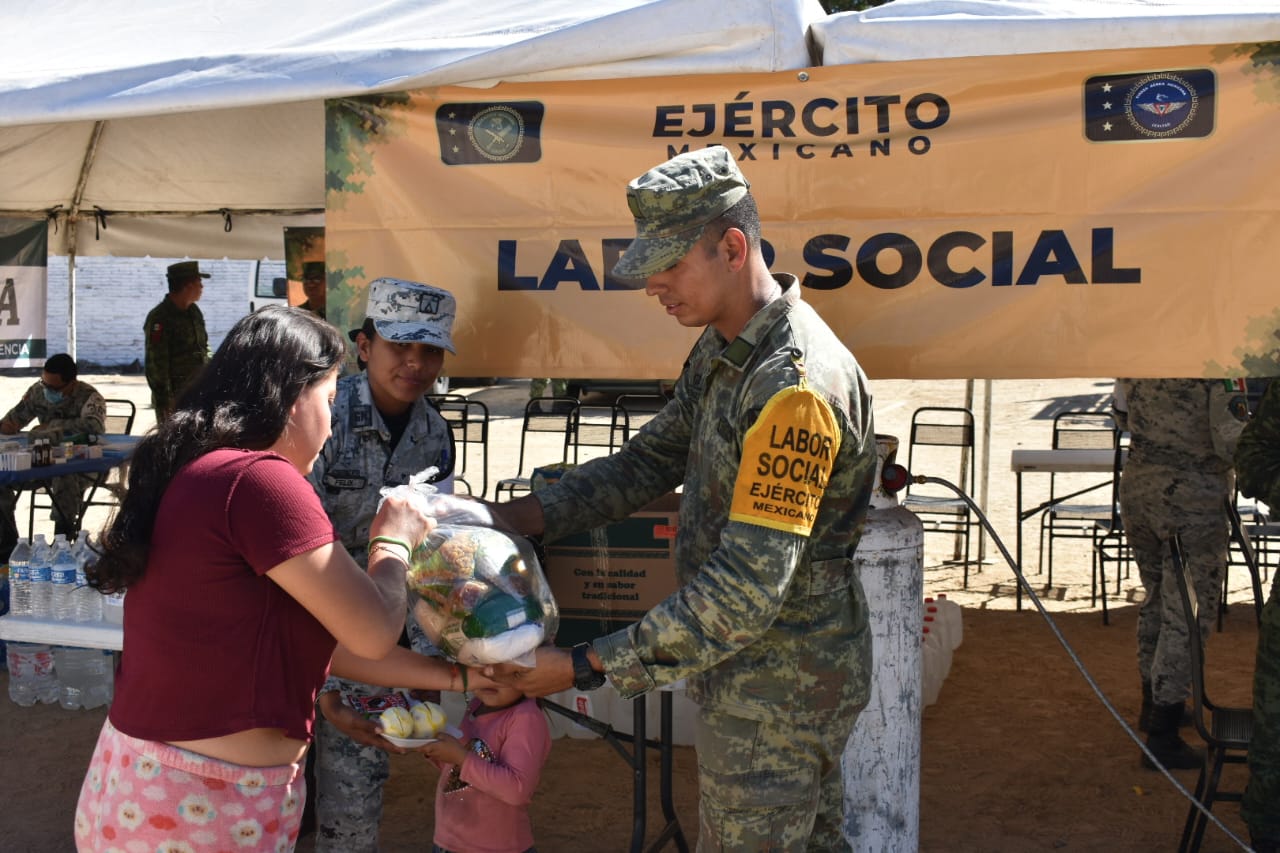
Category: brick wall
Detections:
[{"x1": 45, "y1": 256, "x2": 286, "y2": 368}]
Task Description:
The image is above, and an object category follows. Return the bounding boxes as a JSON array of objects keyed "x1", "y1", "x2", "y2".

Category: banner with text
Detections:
[
  {"x1": 325, "y1": 42, "x2": 1280, "y2": 380},
  {"x1": 0, "y1": 218, "x2": 48, "y2": 368}
]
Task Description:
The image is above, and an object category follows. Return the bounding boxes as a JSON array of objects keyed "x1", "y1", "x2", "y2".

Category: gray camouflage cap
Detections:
[
  {"x1": 613, "y1": 146, "x2": 750, "y2": 282},
  {"x1": 365, "y1": 277, "x2": 457, "y2": 353}
]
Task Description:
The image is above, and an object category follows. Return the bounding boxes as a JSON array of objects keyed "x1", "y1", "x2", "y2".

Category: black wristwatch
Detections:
[{"x1": 571, "y1": 643, "x2": 606, "y2": 691}]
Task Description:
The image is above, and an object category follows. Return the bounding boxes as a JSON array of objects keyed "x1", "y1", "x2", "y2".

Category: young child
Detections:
[{"x1": 421, "y1": 682, "x2": 552, "y2": 853}]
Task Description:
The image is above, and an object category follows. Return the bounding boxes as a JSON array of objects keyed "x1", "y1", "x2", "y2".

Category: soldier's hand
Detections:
[
  {"x1": 484, "y1": 646, "x2": 574, "y2": 697},
  {"x1": 316, "y1": 691, "x2": 409, "y2": 754}
]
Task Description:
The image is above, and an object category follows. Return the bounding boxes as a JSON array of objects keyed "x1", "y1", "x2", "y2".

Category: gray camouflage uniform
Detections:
[
  {"x1": 306, "y1": 370, "x2": 454, "y2": 853},
  {"x1": 0, "y1": 379, "x2": 106, "y2": 536},
  {"x1": 1116, "y1": 379, "x2": 1247, "y2": 708},
  {"x1": 1233, "y1": 378, "x2": 1280, "y2": 847},
  {"x1": 536, "y1": 274, "x2": 876, "y2": 851}
]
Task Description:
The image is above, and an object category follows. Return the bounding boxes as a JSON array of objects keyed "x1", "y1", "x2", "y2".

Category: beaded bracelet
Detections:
[
  {"x1": 451, "y1": 662, "x2": 469, "y2": 692},
  {"x1": 367, "y1": 535, "x2": 413, "y2": 562},
  {"x1": 368, "y1": 543, "x2": 409, "y2": 565}
]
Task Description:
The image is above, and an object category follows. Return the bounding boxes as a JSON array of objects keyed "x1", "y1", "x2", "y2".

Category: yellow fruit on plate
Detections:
[
  {"x1": 410, "y1": 701, "x2": 448, "y2": 738},
  {"x1": 379, "y1": 706, "x2": 415, "y2": 738}
]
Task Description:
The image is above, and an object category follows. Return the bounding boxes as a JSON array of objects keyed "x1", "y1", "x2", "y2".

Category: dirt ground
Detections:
[{"x1": 0, "y1": 373, "x2": 1267, "y2": 851}]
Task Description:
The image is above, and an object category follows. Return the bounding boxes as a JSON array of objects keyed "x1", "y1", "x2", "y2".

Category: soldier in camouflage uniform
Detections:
[
  {"x1": 0, "y1": 353, "x2": 106, "y2": 550},
  {"x1": 1114, "y1": 378, "x2": 1248, "y2": 769},
  {"x1": 307, "y1": 277, "x2": 458, "y2": 853},
  {"x1": 143, "y1": 260, "x2": 210, "y2": 420},
  {"x1": 1233, "y1": 378, "x2": 1280, "y2": 853},
  {"x1": 488, "y1": 147, "x2": 876, "y2": 851},
  {"x1": 299, "y1": 260, "x2": 327, "y2": 320}
]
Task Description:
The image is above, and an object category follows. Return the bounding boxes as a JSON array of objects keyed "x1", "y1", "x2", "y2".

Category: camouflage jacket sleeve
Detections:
[
  {"x1": 1236, "y1": 379, "x2": 1280, "y2": 507},
  {"x1": 143, "y1": 304, "x2": 171, "y2": 406},
  {"x1": 1, "y1": 382, "x2": 41, "y2": 430},
  {"x1": 1209, "y1": 379, "x2": 1248, "y2": 464}
]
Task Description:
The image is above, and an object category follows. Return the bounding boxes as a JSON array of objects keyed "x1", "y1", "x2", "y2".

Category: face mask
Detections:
[{"x1": 43, "y1": 387, "x2": 64, "y2": 405}]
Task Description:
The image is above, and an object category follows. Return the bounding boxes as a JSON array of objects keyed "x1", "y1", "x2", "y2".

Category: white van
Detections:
[{"x1": 249, "y1": 259, "x2": 289, "y2": 312}]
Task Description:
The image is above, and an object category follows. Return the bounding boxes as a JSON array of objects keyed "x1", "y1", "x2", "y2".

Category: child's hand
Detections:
[{"x1": 421, "y1": 731, "x2": 468, "y2": 766}]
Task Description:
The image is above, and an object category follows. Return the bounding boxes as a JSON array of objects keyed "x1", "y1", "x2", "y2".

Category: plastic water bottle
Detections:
[
  {"x1": 83, "y1": 650, "x2": 115, "y2": 709},
  {"x1": 50, "y1": 541, "x2": 79, "y2": 621},
  {"x1": 934, "y1": 593, "x2": 964, "y2": 649},
  {"x1": 7, "y1": 642, "x2": 57, "y2": 706},
  {"x1": 103, "y1": 589, "x2": 126, "y2": 626},
  {"x1": 923, "y1": 615, "x2": 953, "y2": 680},
  {"x1": 921, "y1": 628, "x2": 943, "y2": 707},
  {"x1": 7, "y1": 537, "x2": 31, "y2": 617},
  {"x1": 55, "y1": 646, "x2": 112, "y2": 710},
  {"x1": 55, "y1": 645, "x2": 89, "y2": 709},
  {"x1": 75, "y1": 543, "x2": 103, "y2": 624},
  {"x1": 27, "y1": 534, "x2": 52, "y2": 619}
]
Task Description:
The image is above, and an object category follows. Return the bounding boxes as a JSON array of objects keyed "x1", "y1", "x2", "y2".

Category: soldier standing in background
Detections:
[
  {"x1": 299, "y1": 260, "x2": 327, "y2": 321},
  {"x1": 1114, "y1": 378, "x2": 1248, "y2": 769},
  {"x1": 485, "y1": 147, "x2": 877, "y2": 850},
  {"x1": 1232, "y1": 377, "x2": 1280, "y2": 853},
  {"x1": 308, "y1": 277, "x2": 458, "y2": 851},
  {"x1": 143, "y1": 261, "x2": 210, "y2": 419}
]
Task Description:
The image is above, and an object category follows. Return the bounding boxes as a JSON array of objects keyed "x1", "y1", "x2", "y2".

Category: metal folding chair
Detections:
[
  {"x1": 429, "y1": 394, "x2": 490, "y2": 498},
  {"x1": 1038, "y1": 411, "x2": 1119, "y2": 589},
  {"x1": 494, "y1": 397, "x2": 579, "y2": 500},
  {"x1": 901, "y1": 406, "x2": 979, "y2": 585},
  {"x1": 1169, "y1": 533, "x2": 1253, "y2": 853}
]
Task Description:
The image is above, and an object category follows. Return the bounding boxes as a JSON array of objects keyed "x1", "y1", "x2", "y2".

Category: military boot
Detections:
[
  {"x1": 1142, "y1": 702, "x2": 1203, "y2": 770},
  {"x1": 1138, "y1": 682, "x2": 1189, "y2": 733}
]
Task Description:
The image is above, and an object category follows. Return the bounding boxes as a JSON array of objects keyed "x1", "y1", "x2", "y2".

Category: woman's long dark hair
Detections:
[{"x1": 89, "y1": 306, "x2": 346, "y2": 592}]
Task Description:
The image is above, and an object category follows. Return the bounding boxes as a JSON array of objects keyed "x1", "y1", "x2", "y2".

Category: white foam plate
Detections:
[{"x1": 382, "y1": 725, "x2": 461, "y2": 748}]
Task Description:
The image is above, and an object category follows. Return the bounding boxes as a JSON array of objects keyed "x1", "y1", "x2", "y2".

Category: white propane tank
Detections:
[{"x1": 843, "y1": 434, "x2": 924, "y2": 852}]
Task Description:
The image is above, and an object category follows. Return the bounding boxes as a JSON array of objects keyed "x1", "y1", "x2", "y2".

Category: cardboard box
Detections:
[{"x1": 543, "y1": 493, "x2": 680, "y2": 647}]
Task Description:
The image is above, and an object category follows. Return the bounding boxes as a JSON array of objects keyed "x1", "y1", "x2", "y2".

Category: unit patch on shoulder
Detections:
[{"x1": 729, "y1": 386, "x2": 841, "y2": 536}]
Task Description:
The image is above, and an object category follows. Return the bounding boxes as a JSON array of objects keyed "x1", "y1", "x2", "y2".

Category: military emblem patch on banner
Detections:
[{"x1": 435, "y1": 101, "x2": 544, "y2": 165}]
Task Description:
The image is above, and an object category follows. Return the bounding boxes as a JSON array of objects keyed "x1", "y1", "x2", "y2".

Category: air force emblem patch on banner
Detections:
[{"x1": 730, "y1": 386, "x2": 841, "y2": 536}]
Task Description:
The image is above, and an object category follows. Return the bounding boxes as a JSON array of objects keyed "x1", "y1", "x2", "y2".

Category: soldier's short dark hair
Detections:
[
  {"x1": 44, "y1": 353, "x2": 77, "y2": 383},
  {"x1": 703, "y1": 193, "x2": 761, "y2": 251}
]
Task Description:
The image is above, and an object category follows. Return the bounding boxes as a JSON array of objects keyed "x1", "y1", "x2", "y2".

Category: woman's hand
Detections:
[
  {"x1": 369, "y1": 493, "x2": 438, "y2": 552},
  {"x1": 316, "y1": 691, "x2": 408, "y2": 754}
]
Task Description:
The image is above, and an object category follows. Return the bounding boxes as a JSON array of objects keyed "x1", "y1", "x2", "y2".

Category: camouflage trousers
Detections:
[
  {"x1": 1243, "y1": 577, "x2": 1280, "y2": 843},
  {"x1": 694, "y1": 704, "x2": 860, "y2": 852},
  {"x1": 1120, "y1": 465, "x2": 1229, "y2": 706},
  {"x1": 313, "y1": 716, "x2": 391, "y2": 853},
  {"x1": 528, "y1": 378, "x2": 567, "y2": 399}
]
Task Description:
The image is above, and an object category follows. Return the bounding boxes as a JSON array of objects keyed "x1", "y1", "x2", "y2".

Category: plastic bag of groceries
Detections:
[{"x1": 379, "y1": 472, "x2": 558, "y2": 668}]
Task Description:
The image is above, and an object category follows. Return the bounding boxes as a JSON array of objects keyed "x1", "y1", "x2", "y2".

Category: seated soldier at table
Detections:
[{"x1": 0, "y1": 353, "x2": 107, "y2": 553}]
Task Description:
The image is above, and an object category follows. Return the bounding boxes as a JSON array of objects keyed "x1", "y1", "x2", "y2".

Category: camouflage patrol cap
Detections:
[
  {"x1": 302, "y1": 261, "x2": 325, "y2": 281},
  {"x1": 613, "y1": 146, "x2": 750, "y2": 281},
  {"x1": 365, "y1": 278, "x2": 457, "y2": 353}
]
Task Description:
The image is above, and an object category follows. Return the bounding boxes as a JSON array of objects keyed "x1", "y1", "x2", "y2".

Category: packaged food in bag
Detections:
[
  {"x1": 407, "y1": 524, "x2": 557, "y2": 666},
  {"x1": 378, "y1": 473, "x2": 558, "y2": 667}
]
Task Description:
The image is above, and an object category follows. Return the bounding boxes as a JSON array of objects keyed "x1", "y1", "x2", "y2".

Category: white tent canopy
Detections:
[
  {"x1": 812, "y1": 0, "x2": 1280, "y2": 65},
  {"x1": 0, "y1": 0, "x2": 823, "y2": 259}
]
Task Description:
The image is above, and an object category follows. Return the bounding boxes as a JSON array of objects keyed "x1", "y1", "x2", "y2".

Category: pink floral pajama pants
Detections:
[{"x1": 75, "y1": 718, "x2": 305, "y2": 852}]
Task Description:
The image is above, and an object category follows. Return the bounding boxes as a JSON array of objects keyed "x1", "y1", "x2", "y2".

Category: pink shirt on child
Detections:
[{"x1": 432, "y1": 696, "x2": 552, "y2": 853}]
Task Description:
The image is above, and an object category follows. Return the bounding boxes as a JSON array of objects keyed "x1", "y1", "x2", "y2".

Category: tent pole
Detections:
[
  {"x1": 66, "y1": 230, "x2": 77, "y2": 361},
  {"x1": 64, "y1": 120, "x2": 106, "y2": 362}
]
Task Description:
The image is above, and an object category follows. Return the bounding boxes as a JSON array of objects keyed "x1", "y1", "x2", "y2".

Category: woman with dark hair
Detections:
[{"x1": 74, "y1": 307, "x2": 470, "y2": 852}]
